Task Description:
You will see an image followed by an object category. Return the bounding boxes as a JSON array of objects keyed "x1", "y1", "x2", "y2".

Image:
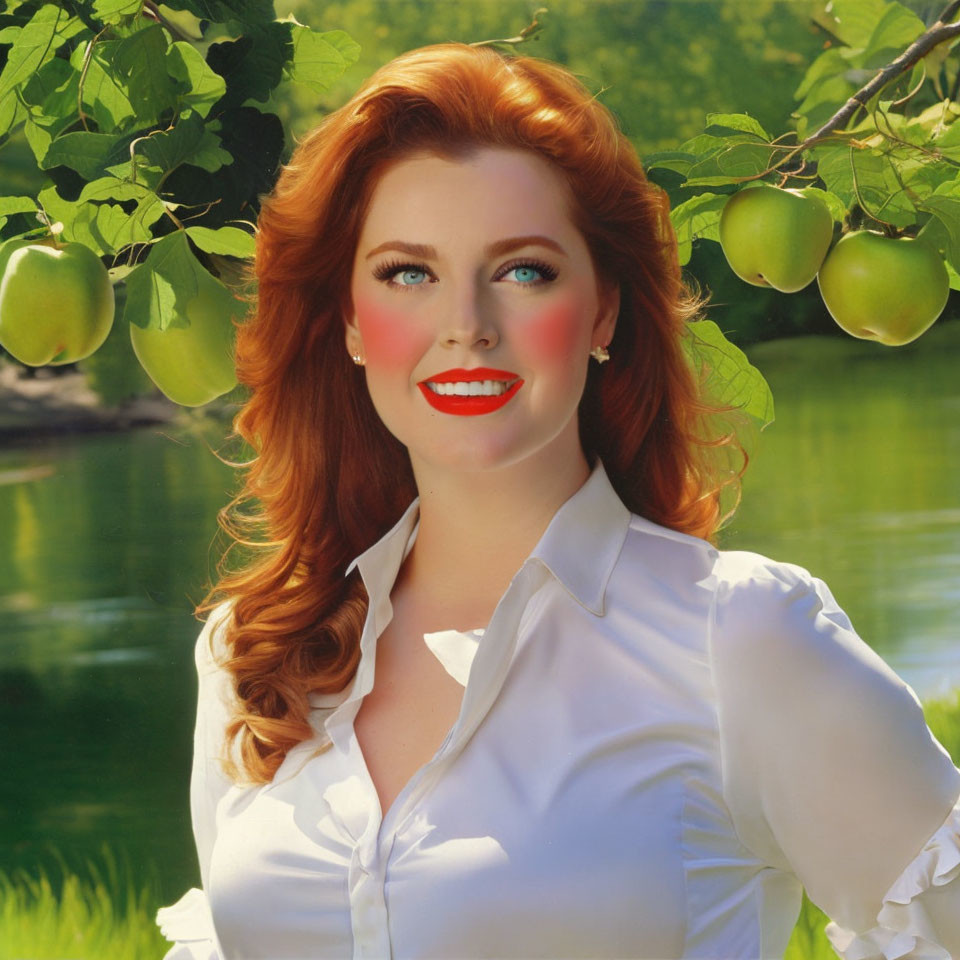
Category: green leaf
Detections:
[
  {"x1": 123, "y1": 229, "x2": 238, "y2": 332},
  {"x1": 185, "y1": 225, "x2": 255, "y2": 257},
  {"x1": 0, "y1": 4, "x2": 86, "y2": 105},
  {"x1": 897, "y1": 155, "x2": 957, "y2": 202},
  {"x1": 103, "y1": 156, "x2": 166, "y2": 192},
  {"x1": 704, "y1": 112, "x2": 771, "y2": 142},
  {"x1": 281, "y1": 25, "x2": 361, "y2": 94},
  {"x1": 0, "y1": 196, "x2": 37, "y2": 216},
  {"x1": 808, "y1": 143, "x2": 916, "y2": 227},
  {"x1": 682, "y1": 318, "x2": 775, "y2": 430},
  {"x1": 135, "y1": 110, "x2": 233, "y2": 174},
  {"x1": 943, "y1": 257, "x2": 960, "y2": 291},
  {"x1": 19, "y1": 55, "x2": 78, "y2": 120},
  {"x1": 0, "y1": 88, "x2": 28, "y2": 140},
  {"x1": 159, "y1": 0, "x2": 275, "y2": 27},
  {"x1": 36, "y1": 179, "x2": 164, "y2": 255},
  {"x1": 69, "y1": 39, "x2": 137, "y2": 134},
  {"x1": 204, "y1": 24, "x2": 290, "y2": 109},
  {"x1": 931, "y1": 109, "x2": 960, "y2": 159},
  {"x1": 794, "y1": 74, "x2": 856, "y2": 137},
  {"x1": 110, "y1": 23, "x2": 180, "y2": 125},
  {"x1": 40, "y1": 130, "x2": 125, "y2": 179},
  {"x1": 825, "y1": 0, "x2": 890, "y2": 49},
  {"x1": 916, "y1": 181, "x2": 960, "y2": 275},
  {"x1": 860, "y1": 3, "x2": 925, "y2": 66},
  {"x1": 715, "y1": 141, "x2": 775, "y2": 178},
  {"x1": 165, "y1": 41, "x2": 227, "y2": 119},
  {"x1": 642, "y1": 150, "x2": 698, "y2": 176},
  {"x1": 23, "y1": 114, "x2": 52, "y2": 164},
  {"x1": 78, "y1": 175, "x2": 154, "y2": 204},
  {"x1": 683, "y1": 137, "x2": 774, "y2": 186},
  {"x1": 0, "y1": 194, "x2": 37, "y2": 231},
  {"x1": 849, "y1": 151, "x2": 917, "y2": 227},
  {"x1": 669, "y1": 192, "x2": 728, "y2": 266},
  {"x1": 92, "y1": 0, "x2": 143, "y2": 25},
  {"x1": 794, "y1": 48, "x2": 848, "y2": 102}
]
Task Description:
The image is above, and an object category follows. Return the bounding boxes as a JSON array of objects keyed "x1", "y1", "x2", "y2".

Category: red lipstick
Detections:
[{"x1": 418, "y1": 367, "x2": 524, "y2": 417}]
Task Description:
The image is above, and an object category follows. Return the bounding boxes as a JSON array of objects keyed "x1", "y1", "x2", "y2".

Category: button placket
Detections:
[
  {"x1": 376, "y1": 561, "x2": 550, "y2": 855},
  {"x1": 347, "y1": 850, "x2": 390, "y2": 959}
]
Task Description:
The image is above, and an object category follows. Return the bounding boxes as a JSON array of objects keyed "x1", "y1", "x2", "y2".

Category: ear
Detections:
[
  {"x1": 344, "y1": 312, "x2": 364, "y2": 357},
  {"x1": 594, "y1": 279, "x2": 620, "y2": 346}
]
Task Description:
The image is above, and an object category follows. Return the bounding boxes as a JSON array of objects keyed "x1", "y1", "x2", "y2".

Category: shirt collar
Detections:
[{"x1": 343, "y1": 457, "x2": 631, "y2": 618}]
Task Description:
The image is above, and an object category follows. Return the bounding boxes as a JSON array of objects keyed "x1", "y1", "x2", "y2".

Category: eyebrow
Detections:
[{"x1": 364, "y1": 235, "x2": 568, "y2": 261}]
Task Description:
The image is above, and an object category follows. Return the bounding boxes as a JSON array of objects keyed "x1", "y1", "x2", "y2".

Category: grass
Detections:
[
  {"x1": 3, "y1": 690, "x2": 959, "y2": 960},
  {"x1": 0, "y1": 845, "x2": 168, "y2": 960}
]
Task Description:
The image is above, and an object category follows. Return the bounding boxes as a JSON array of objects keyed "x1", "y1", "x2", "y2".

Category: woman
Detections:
[{"x1": 156, "y1": 42, "x2": 960, "y2": 960}]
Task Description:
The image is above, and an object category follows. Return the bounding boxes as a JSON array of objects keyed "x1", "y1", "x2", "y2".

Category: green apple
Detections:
[
  {"x1": 719, "y1": 184, "x2": 834, "y2": 292},
  {"x1": 129, "y1": 270, "x2": 239, "y2": 407},
  {"x1": 0, "y1": 241, "x2": 115, "y2": 365},
  {"x1": 0, "y1": 236, "x2": 39, "y2": 280},
  {"x1": 817, "y1": 230, "x2": 949, "y2": 346}
]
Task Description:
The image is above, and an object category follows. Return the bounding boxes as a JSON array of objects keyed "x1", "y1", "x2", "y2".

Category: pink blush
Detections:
[
  {"x1": 353, "y1": 297, "x2": 421, "y2": 367},
  {"x1": 515, "y1": 300, "x2": 585, "y2": 361}
]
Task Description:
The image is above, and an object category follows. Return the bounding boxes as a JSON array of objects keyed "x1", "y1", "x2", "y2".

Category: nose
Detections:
[{"x1": 439, "y1": 285, "x2": 499, "y2": 350}]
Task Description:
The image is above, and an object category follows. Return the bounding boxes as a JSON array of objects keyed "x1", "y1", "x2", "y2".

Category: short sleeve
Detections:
[
  {"x1": 709, "y1": 553, "x2": 960, "y2": 955},
  {"x1": 155, "y1": 599, "x2": 238, "y2": 959}
]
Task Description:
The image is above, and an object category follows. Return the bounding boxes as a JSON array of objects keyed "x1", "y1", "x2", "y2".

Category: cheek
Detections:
[
  {"x1": 515, "y1": 298, "x2": 589, "y2": 366},
  {"x1": 353, "y1": 295, "x2": 424, "y2": 370}
]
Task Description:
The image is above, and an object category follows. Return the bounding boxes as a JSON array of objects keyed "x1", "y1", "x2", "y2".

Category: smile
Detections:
[
  {"x1": 425, "y1": 378, "x2": 519, "y2": 396},
  {"x1": 417, "y1": 367, "x2": 524, "y2": 416}
]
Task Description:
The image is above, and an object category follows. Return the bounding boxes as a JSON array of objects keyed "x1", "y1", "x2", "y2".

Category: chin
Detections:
[{"x1": 412, "y1": 432, "x2": 543, "y2": 475}]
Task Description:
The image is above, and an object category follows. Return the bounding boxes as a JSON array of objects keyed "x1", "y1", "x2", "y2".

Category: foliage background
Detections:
[{"x1": 4, "y1": 0, "x2": 954, "y2": 370}]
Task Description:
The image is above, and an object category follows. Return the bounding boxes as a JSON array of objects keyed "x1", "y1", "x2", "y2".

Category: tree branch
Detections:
[
  {"x1": 805, "y1": 16, "x2": 960, "y2": 147},
  {"x1": 938, "y1": 0, "x2": 960, "y2": 25},
  {"x1": 741, "y1": 6, "x2": 960, "y2": 183},
  {"x1": 141, "y1": 0, "x2": 196, "y2": 44}
]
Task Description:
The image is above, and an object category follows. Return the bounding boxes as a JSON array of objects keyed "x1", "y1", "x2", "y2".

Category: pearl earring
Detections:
[
  {"x1": 590, "y1": 345, "x2": 610, "y2": 364},
  {"x1": 351, "y1": 353, "x2": 365, "y2": 366}
]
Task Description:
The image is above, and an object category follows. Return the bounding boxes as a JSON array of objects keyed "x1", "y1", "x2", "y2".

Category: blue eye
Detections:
[
  {"x1": 372, "y1": 257, "x2": 559, "y2": 291},
  {"x1": 508, "y1": 265, "x2": 541, "y2": 284},
  {"x1": 390, "y1": 266, "x2": 428, "y2": 287}
]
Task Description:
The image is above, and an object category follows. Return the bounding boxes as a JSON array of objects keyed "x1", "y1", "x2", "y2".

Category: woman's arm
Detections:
[{"x1": 709, "y1": 554, "x2": 960, "y2": 957}]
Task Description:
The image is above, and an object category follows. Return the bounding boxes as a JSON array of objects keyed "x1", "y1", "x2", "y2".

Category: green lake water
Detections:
[{"x1": 2, "y1": 321, "x2": 959, "y2": 905}]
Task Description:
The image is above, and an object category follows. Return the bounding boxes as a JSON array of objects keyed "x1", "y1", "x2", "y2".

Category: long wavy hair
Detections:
[{"x1": 199, "y1": 41, "x2": 750, "y2": 786}]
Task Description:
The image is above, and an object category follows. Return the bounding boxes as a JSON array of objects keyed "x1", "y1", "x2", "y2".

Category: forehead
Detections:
[{"x1": 359, "y1": 146, "x2": 575, "y2": 234}]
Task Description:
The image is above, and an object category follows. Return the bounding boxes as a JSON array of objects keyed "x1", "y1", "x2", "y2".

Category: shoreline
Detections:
[{"x1": 0, "y1": 359, "x2": 204, "y2": 446}]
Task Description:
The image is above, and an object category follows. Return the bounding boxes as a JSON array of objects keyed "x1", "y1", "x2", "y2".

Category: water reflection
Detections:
[{"x1": 721, "y1": 319, "x2": 960, "y2": 701}]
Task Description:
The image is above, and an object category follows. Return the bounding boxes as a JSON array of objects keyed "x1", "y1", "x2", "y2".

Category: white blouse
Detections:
[{"x1": 157, "y1": 458, "x2": 960, "y2": 960}]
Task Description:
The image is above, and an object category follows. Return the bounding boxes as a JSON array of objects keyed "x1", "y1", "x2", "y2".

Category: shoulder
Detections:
[
  {"x1": 193, "y1": 600, "x2": 240, "y2": 723},
  {"x1": 711, "y1": 548, "x2": 831, "y2": 635},
  {"x1": 616, "y1": 514, "x2": 870, "y2": 674},
  {"x1": 707, "y1": 548, "x2": 923, "y2": 747},
  {"x1": 621, "y1": 512, "x2": 830, "y2": 611},
  {"x1": 194, "y1": 597, "x2": 237, "y2": 674},
  {"x1": 708, "y1": 548, "x2": 861, "y2": 668}
]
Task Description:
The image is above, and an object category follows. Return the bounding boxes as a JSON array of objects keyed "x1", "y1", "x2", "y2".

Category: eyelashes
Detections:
[{"x1": 372, "y1": 257, "x2": 559, "y2": 291}]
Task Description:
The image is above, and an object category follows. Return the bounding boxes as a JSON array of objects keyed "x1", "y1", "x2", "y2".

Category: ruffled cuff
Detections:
[
  {"x1": 155, "y1": 887, "x2": 220, "y2": 960},
  {"x1": 825, "y1": 795, "x2": 960, "y2": 960}
]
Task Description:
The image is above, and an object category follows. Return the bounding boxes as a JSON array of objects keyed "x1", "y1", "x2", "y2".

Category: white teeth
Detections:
[{"x1": 427, "y1": 379, "x2": 515, "y2": 396}]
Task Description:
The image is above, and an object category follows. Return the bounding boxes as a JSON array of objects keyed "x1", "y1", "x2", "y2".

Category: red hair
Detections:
[{"x1": 200, "y1": 42, "x2": 749, "y2": 785}]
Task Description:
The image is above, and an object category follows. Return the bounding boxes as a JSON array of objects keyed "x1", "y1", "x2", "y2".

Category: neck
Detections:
[{"x1": 398, "y1": 442, "x2": 592, "y2": 622}]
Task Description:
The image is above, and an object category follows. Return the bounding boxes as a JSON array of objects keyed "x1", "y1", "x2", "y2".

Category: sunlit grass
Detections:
[
  {"x1": 0, "y1": 845, "x2": 168, "y2": 960},
  {"x1": 3, "y1": 692, "x2": 959, "y2": 959}
]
